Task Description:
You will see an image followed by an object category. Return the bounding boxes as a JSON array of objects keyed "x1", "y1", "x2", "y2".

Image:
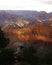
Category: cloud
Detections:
[
  {"x1": 0, "y1": 0, "x2": 52, "y2": 12},
  {"x1": 44, "y1": 1, "x2": 52, "y2": 4},
  {"x1": 39, "y1": 0, "x2": 52, "y2": 4}
]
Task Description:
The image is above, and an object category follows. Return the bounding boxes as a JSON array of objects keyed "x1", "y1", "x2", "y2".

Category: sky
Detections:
[{"x1": 0, "y1": 0, "x2": 52, "y2": 12}]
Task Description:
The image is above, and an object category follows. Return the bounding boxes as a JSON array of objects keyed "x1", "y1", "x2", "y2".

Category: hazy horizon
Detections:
[{"x1": 0, "y1": 10, "x2": 52, "y2": 13}]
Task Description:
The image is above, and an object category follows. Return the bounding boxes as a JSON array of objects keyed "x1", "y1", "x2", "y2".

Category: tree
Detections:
[
  {"x1": 0, "y1": 27, "x2": 15, "y2": 65},
  {"x1": 16, "y1": 46, "x2": 38, "y2": 65},
  {"x1": 43, "y1": 50, "x2": 52, "y2": 65},
  {"x1": 0, "y1": 48, "x2": 15, "y2": 65},
  {"x1": 0, "y1": 27, "x2": 9, "y2": 49}
]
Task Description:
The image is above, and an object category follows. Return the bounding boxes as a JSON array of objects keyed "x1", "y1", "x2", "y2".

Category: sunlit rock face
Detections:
[
  {"x1": 15, "y1": 19, "x2": 30, "y2": 28},
  {"x1": 2, "y1": 18, "x2": 30, "y2": 30},
  {"x1": 2, "y1": 21, "x2": 52, "y2": 44}
]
